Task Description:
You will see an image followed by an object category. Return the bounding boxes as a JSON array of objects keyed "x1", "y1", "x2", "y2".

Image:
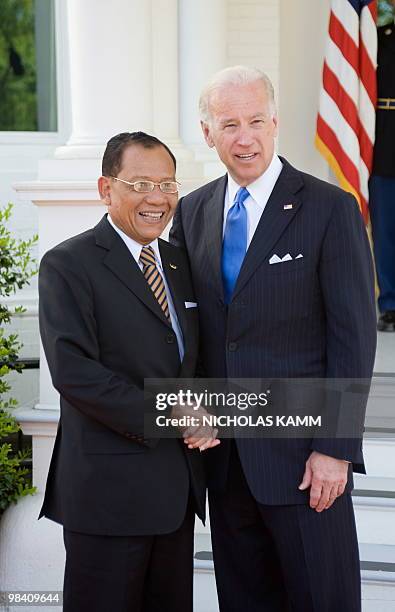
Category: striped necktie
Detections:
[{"x1": 139, "y1": 245, "x2": 170, "y2": 320}]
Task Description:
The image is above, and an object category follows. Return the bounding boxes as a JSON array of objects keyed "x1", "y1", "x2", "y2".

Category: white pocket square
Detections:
[
  {"x1": 269, "y1": 254, "x2": 282, "y2": 264},
  {"x1": 185, "y1": 301, "x2": 198, "y2": 308},
  {"x1": 269, "y1": 253, "x2": 303, "y2": 264}
]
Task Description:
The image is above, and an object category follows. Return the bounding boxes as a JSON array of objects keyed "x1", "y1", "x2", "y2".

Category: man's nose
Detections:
[
  {"x1": 144, "y1": 186, "x2": 167, "y2": 203},
  {"x1": 236, "y1": 127, "x2": 254, "y2": 146}
]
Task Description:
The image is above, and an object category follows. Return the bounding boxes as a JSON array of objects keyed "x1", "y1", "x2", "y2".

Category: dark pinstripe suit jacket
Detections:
[{"x1": 170, "y1": 158, "x2": 377, "y2": 505}]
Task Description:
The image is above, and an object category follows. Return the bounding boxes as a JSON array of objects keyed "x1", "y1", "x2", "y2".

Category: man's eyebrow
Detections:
[
  {"x1": 127, "y1": 175, "x2": 175, "y2": 181},
  {"x1": 218, "y1": 117, "x2": 237, "y2": 124},
  {"x1": 218, "y1": 113, "x2": 266, "y2": 125}
]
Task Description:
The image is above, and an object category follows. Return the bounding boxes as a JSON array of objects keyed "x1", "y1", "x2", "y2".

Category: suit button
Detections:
[
  {"x1": 166, "y1": 334, "x2": 175, "y2": 344},
  {"x1": 228, "y1": 342, "x2": 237, "y2": 352}
]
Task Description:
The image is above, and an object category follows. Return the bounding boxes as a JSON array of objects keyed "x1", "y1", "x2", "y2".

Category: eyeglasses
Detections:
[{"x1": 110, "y1": 176, "x2": 180, "y2": 194}]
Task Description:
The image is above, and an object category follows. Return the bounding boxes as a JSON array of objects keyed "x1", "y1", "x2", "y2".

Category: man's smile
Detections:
[
  {"x1": 234, "y1": 153, "x2": 258, "y2": 161},
  {"x1": 138, "y1": 210, "x2": 166, "y2": 222}
]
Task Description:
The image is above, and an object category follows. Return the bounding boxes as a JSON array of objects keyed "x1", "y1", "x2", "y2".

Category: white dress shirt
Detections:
[
  {"x1": 223, "y1": 153, "x2": 283, "y2": 248},
  {"x1": 107, "y1": 215, "x2": 184, "y2": 361}
]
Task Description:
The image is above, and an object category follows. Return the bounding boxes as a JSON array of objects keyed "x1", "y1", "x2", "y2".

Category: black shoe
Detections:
[{"x1": 377, "y1": 311, "x2": 395, "y2": 332}]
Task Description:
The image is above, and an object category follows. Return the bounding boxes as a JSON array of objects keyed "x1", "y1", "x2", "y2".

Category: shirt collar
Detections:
[
  {"x1": 106, "y1": 214, "x2": 161, "y2": 266},
  {"x1": 227, "y1": 153, "x2": 283, "y2": 209}
]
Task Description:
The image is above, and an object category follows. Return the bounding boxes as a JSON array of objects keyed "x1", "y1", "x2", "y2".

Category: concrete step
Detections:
[
  {"x1": 363, "y1": 436, "x2": 395, "y2": 480},
  {"x1": 354, "y1": 475, "x2": 395, "y2": 492},
  {"x1": 353, "y1": 490, "x2": 395, "y2": 545},
  {"x1": 374, "y1": 333, "x2": 394, "y2": 375},
  {"x1": 353, "y1": 432, "x2": 395, "y2": 546},
  {"x1": 193, "y1": 534, "x2": 217, "y2": 612},
  {"x1": 367, "y1": 374, "x2": 395, "y2": 422},
  {"x1": 360, "y1": 543, "x2": 395, "y2": 611},
  {"x1": 193, "y1": 535, "x2": 395, "y2": 612}
]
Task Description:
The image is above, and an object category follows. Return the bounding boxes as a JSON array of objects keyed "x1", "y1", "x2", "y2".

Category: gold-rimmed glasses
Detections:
[{"x1": 110, "y1": 176, "x2": 180, "y2": 194}]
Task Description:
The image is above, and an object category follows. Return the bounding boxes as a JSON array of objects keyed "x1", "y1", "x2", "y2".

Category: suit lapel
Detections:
[
  {"x1": 158, "y1": 239, "x2": 188, "y2": 340},
  {"x1": 203, "y1": 176, "x2": 228, "y2": 300},
  {"x1": 232, "y1": 159, "x2": 304, "y2": 301},
  {"x1": 94, "y1": 216, "x2": 171, "y2": 326}
]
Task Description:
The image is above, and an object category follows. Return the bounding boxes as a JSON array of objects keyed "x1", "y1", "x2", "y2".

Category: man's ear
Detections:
[
  {"x1": 272, "y1": 114, "x2": 279, "y2": 138},
  {"x1": 98, "y1": 176, "x2": 111, "y2": 205},
  {"x1": 201, "y1": 121, "x2": 214, "y2": 148}
]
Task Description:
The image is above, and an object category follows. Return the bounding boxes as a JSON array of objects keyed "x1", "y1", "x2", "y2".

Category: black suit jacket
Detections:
[
  {"x1": 39, "y1": 215, "x2": 205, "y2": 535},
  {"x1": 170, "y1": 157, "x2": 377, "y2": 505}
]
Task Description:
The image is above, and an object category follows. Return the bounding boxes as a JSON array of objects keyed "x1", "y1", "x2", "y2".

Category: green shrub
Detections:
[{"x1": 0, "y1": 203, "x2": 37, "y2": 515}]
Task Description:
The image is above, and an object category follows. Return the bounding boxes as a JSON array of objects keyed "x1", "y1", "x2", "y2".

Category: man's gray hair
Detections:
[{"x1": 199, "y1": 65, "x2": 276, "y2": 124}]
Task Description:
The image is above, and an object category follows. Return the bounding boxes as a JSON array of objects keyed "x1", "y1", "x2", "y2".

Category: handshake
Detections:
[{"x1": 171, "y1": 403, "x2": 221, "y2": 452}]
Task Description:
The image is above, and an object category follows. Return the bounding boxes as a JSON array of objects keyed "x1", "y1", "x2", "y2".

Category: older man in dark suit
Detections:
[
  {"x1": 170, "y1": 67, "x2": 377, "y2": 611},
  {"x1": 39, "y1": 132, "x2": 217, "y2": 612}
]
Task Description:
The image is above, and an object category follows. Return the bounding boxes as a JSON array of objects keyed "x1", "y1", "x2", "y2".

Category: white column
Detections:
[
  {"x1": 56, "y1": 0, "x2": 153, "y2": 159},
  {"x1": 152, "y1": 0, "x2": 178, "y2": 143},
  {"x1": 151, "y1": 0, "x2": 192, "y2": 159},
  {"x1": 179, "y1": 0, "x2": 227, "y2": 148}
]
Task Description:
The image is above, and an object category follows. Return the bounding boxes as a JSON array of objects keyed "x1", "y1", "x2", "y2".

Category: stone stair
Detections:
[{"x1": 354, "y1": 433, "x2": 395, "y2": 546}]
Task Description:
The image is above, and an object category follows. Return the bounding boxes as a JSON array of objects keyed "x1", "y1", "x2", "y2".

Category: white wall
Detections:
[
  {"x1": 227, "y1": 0, "x2": 280, "y2": 97},
  {"x1": 0, "y1": 142, "x2": 57, "y2": 358},
  {"x1": 278, "y1": 0, "x2": 331, "y2": 181}
]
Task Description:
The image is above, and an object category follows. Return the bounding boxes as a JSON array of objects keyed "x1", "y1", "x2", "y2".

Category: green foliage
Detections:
[
  {"x1": 0, "y1": 203, "x2": 37, "y2": 515},
  {"x1": 378, "y1": 0, "x2": 395, "y2": 26},
  {"x1": 0, "y1": 0, "x2": 37, "y2": 130},
  {"x1": 0, "y1": 444, "x2": 35, "y2": 513}
]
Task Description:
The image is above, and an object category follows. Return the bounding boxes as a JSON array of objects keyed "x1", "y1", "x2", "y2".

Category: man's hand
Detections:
[
  {"x1": 298, "y1": 451, "x2": 349, "y2": 512},
  {"x1": 171, "y1": 403, "x2": 220, "y2": 452},
  {"x1": 184, "y1": 434, "x2": 221, "y2": 452}
]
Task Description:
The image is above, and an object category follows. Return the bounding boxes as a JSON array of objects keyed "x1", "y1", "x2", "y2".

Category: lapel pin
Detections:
[
  {"x1": 169, "y1": 263, "x2": 177, "y2": 270},
  {"x1": 283, "y1": 203, "x2": 294, "y2": 210}
]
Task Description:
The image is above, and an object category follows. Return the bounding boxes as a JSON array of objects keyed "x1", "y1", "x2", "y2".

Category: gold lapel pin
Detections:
[
  {"x1": 283, "y1": 204, "x2": 293, "y2": 210},
  {"x1": 169, "y1": 263, "x2": 177, "y2": 270}
]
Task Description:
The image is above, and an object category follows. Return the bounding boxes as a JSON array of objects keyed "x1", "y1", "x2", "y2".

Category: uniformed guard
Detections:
[{"x1": 370, "y1": 0, "x2": 395, "y2": 331}]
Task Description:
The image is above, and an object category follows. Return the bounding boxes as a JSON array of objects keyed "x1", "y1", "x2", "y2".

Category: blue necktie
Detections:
[{"x1": 221, "y1": 187, "x2": 250, "y2": 304}]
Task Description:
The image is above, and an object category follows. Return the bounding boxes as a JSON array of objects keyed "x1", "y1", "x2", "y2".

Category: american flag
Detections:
[{"x1": 316, "y1": 0, "x2": 377, "y2": 223}]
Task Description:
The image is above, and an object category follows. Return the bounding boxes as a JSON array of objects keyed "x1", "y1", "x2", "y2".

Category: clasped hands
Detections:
[{"x1": 171, "y1": 403, "x2": 220, "y2": 452}]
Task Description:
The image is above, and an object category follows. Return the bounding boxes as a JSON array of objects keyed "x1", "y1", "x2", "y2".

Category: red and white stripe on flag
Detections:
[{"x1": 316, "y1": 0, "x2": 377, "y2": 223}]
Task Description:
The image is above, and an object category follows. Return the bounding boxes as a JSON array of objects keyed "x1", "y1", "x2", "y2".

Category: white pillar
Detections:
[
  {"x1": 152, "y1": 0, "x2": 178, "y2": 142},
  {"x1": 179, "y1": 0, "x2": 227, "y2": 148},
  {"x1": 56, "y1": 0, "x2": 153, "y2": 159},
  {"x1": 151, "y1": 0, "x2": 190, "y2": 158}
]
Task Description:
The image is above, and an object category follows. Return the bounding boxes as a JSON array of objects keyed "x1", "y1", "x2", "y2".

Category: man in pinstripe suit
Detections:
[{"x1": 170, "y1": 66, "x2": 377, "y2": 611}]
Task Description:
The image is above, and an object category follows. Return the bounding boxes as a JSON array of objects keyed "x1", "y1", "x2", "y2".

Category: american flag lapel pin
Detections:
[{"x1": 283, "y1": 203, "x2": 293, "y2": 210}]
